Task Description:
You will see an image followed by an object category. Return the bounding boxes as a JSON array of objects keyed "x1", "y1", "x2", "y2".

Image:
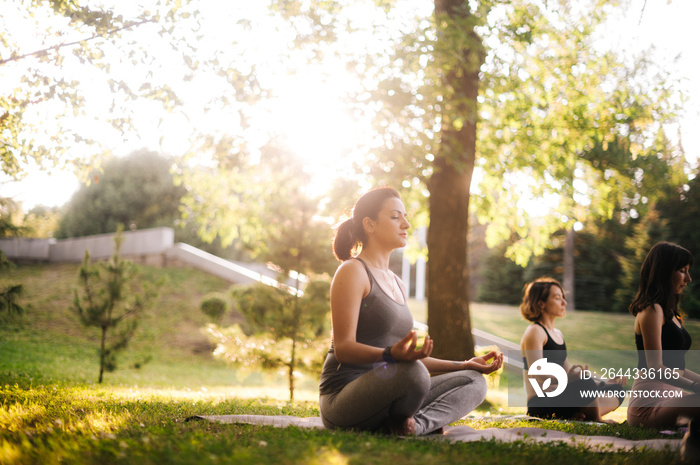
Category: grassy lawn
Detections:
[
  {"x1": 0, "y1": 384, "x2": 684, "y2": 465},
  {"x1": 0, "y1": 264, "x2": 690, "y2": 463}
]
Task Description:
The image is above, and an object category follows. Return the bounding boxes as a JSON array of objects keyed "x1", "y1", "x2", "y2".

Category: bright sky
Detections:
[
  {"x1": 2, "y1": 0, "x2": 699, "y2": 210},
  {"x1": 604, "y1": 0, "x2": 700, "y2": 164}
]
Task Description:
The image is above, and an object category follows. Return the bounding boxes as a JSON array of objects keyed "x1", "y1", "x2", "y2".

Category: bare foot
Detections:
[{"x1": 389, "y1": 417, "x2": 416, "y2": 436}]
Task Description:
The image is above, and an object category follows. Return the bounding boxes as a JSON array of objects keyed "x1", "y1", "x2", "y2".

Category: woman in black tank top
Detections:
[
  {"x1": 319, "y1": 187, "x2": 503, "y2": 436},
  {"x1": 628, "y1": 242, "x2": 700, "y2": 428},
  {"x1": 520, "y1": 277, "x2": 625, "y2": 421}
]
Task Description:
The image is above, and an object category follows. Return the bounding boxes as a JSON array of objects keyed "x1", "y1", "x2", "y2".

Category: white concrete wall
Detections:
[
  {"x1": 48, "y1": 227, "x2": 175, "y2": 262},
  {"x1": 0, "y1": 227, "x2": 175, "y2": 262},
  {"x1": 0, "y1": 237, "x2": 55, "y2": 261}
]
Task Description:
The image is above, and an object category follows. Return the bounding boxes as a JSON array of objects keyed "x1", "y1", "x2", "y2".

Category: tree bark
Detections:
[{"x1": 427, "y1": 0, "x2": 482, "y2": 360}]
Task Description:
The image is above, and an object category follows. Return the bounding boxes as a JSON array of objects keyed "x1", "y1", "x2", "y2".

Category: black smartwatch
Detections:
[{"x1": 383, "y1": 346, "x2": 395, "y2": 363}]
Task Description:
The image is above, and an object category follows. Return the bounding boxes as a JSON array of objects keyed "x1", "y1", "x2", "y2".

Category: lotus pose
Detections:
[
  {"x1": 520, "y1": 277, "x2": 624, "y2": 421},
  {"x1": 318, "y1": 186, "x2": 503, "y2": 435},
  {"x1": 628, "y1": 241, "x2": 700, "y2": 427}
]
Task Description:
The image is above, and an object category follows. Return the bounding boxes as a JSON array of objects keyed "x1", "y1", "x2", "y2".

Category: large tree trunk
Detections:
[{"x1": 427, "y1": 0, "x2": 482, "y2": 360}]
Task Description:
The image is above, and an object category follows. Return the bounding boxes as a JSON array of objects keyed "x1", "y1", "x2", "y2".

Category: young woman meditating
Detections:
[
  {"x1": 520, "y1": 277, "x2": 624, "y2": 421},
  {"x1": 319, "y1": 186, "x2": 502, "y2": 435}
]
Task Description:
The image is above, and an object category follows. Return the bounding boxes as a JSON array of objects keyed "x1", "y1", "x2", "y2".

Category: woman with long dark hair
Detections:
[
  {"x1": 628, "y1": 241, "x2": 700, "y2": 427},
  {"x1": 318, "y1": 186, "x2": 502, "y2": 435}
]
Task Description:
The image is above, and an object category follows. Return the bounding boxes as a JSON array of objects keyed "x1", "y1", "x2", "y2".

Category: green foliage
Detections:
[
  {"x1": 476, "y1": 241, "x2": 526, "y2": 305},
  {"x1": 1, "y1": 1, "x2": 199, "y2": 181},
  {"x1": 231, "y1": 281, "x2": 330, "y2": 343},
  {"x1": 476, "y1": 12, "x2": 684, "y2": 264},
  {"x1": 72, "y1": 227, "x2": 158, "y2": 382},
  {"x1": 521, "y1": 225, "x2": 627, "y2": 312},
  {"x1": 52, "y1": 149, "x2": 247, "y2": 258},
  {"x1": 571, "y1": 225, "x2": 626, "y2": 312},
  {"x1": 659, "y1": 168, "x2": 700, "y2": 317},
  {"x1": 0, "y1": 197, "x2": 30, "y2": 238},
  {"x1": 0, "y1": 255, "x2": 24, "y2": 315},
  {"x1": 56, "y1": 150, "x2": 186, "y2": 238},
  {"x1": 662, "y1": 168, "x2": 700, "y2": 254},
  {"x1": 0, "y1": 282, "x2": 24, "y2": 317},
  {"x1": 0, "y1": 195, "x2": 60, "y2": 239},
  {"x1": 613, "y1": 207, "x2": 669, "y2": 314},
  {"x1": 216, "y1": 279, "x2": 331, "y2": 401},
  {"x1": 179, "y1": 140, "x2": 338, "y2": 276},
  {"x1": 199, "y1": 291, "x2": 230, "y2": 324},
  {"x1": 0, "y1": 203, "x2": 25, "y2": 315},
  {"x1": 230, "y1": 282, "x2": 288, "y2": 335},
  {"x1": 17, "y1": 204, "x2": 62, "y2": 238},
  {"x1": 299, "y1": 280, "x2": 333, "y2": 338}
]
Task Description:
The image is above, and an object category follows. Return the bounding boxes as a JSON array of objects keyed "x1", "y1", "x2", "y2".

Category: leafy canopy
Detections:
[{"x1": 1, "y1": 0, "x2": 197, "y2": 180}]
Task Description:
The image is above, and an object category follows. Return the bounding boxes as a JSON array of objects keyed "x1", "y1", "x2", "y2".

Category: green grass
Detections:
[
  {"x1": 0, "y1": 264, "x2": 690, "y2": 463},
  {"x1": 0, "y1": 263, "x2": 321, "y2": 396},
  {"x1": 0, "y1": 385, "x2": 684, "y2": 465}
]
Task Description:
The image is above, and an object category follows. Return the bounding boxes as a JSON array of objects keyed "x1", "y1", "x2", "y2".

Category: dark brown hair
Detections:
[
  {"x1": 520, "y1": 277, "x2": 564, "y2": 322},
  {"x1": 629, "y1": 241, "x2": 693, "y2": 321},
  {"x1": 332, "y1": 186, "x2": 400, "y2": 261}
]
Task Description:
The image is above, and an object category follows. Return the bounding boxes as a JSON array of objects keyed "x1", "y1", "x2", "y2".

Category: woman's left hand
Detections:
[{"x1": 463, "y1": 351, "x2": 503, "y2": 374}]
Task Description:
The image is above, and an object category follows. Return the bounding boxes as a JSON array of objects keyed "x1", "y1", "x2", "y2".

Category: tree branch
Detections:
[
  {"x1": 0, "y1": 18, "x2": 153, "y2": 66},
  {"x1": 638, "y1": 0, "x2": 648, "y2": 26}
]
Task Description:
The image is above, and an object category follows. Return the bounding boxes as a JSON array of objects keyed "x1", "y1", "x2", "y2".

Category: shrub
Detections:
[{"x1": 200, "y1": 292, "x2": 230, "y2": 324}]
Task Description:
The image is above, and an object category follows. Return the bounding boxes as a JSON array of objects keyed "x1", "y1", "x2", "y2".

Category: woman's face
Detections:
[
  {"x1": 366, "y1": 197, "x2": 410, "y2": 249},
  {"x1": 672, "y1": 264, "x2": 692, "y2": 295},
  {"x1": 539, "y1": 285, "x2": 567, "y2": 319}
]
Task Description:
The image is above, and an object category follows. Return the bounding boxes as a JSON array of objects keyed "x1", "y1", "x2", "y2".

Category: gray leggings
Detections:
[{"x1": 319, "y1": 361, "x2": 487, "y2": 435}]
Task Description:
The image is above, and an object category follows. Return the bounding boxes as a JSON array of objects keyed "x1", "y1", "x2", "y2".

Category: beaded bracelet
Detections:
[{"x1": 383, "y1": 346, "x2": 395, "y2": 363}]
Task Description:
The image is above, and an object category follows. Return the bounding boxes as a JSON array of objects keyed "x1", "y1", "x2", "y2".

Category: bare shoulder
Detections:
[
  {"x1": 635, "y1": 303, "x2": 663, "y2": 331},
  {"x1": 331, "y1": 259, "x2": 370, "y2": 293},
  {"x1": 637, "y1": 303, "x2": 664, "y2": 322},
  {"x1": 520, "y1": 323, "x2": 546, "y2": 349},
  {"x1": 333, "y1": 258, "x2": 365, "y2": 279}
]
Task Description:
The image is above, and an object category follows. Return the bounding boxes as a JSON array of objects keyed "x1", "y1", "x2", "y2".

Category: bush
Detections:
[
  {"x1": 200, "y1": 292, "x2": 230, "y2": 324},
  {"x1": 224, "y1": 280, "x2": 330, "y2": 401}
]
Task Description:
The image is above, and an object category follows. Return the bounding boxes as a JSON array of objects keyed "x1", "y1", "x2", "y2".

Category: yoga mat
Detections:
[{"x1": 186, "y1": 414, "x2": 681, "y2": 452}]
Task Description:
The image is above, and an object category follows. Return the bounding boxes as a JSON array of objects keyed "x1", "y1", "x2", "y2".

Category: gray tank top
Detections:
[{"x1": 319, "y1": 257, "x2": 415, "y2": 396}]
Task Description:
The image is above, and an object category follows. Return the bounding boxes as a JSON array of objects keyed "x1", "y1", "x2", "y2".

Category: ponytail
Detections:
[{"x1": 333, "y1": 218, "x2": 360, "y2": 261}]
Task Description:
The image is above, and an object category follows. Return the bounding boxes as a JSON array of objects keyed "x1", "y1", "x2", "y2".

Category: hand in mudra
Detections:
[
  {"x1": 390, "y1": 331, "x2": 433, "y2": 361},
  {"x1": 464, "y1": 351, "x2": 503, "y2": 374}
]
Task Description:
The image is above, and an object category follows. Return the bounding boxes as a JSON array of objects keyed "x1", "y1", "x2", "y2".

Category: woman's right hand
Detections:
[
  {"x1": 389, "y1": 331, "x2": 433, "y2": 361},
  {"x1": 567, "y1": 364, "x2": 587, "y2": 383}
]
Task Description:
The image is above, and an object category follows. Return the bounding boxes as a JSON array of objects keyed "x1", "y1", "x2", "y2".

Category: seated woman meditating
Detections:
[
  {"x1": 520, "y1": 277, "x2": 624, "y2": 421},
  {"x1": 628, "y1": 241, "x2": 700, "y2": 427},
  {"x1": 318, "y1": 186, "x2": 503, "y2": 436}
]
